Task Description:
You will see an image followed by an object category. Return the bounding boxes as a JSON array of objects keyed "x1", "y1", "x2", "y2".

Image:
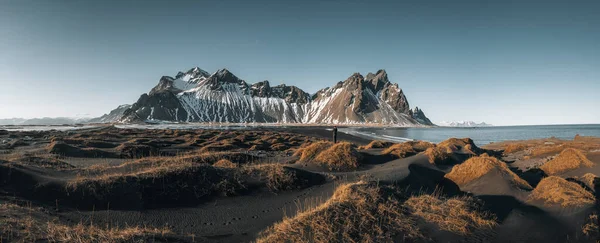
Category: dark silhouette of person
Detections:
[{"x1": 333, "y1": 126, "x2": 338, "y2": 143}]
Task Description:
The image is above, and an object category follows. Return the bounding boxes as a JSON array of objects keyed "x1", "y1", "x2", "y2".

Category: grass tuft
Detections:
[
  {"x1": 527, "y1": 176, "x2": 595, "y2": 208},
  {"x1": 293, "y1": 141, "x2": 334, "y2": 162},
  {"x1": 444, "y1": 155, "x2": 532, "y2": 190},
  {"x1": 404, "y1": 194, "x2": 497, "y2": 237},
  {"x1": 257, "y1": 181, "x2": 424, "y2": 243},
  {"x1": 539, "y1": 148, "x2": 593, "y2": 175},
  {"x1": 358, "y1": 140, "x2": 394, "y2": 150},
  {"x1": 313, "y1": 142, "x2": 362, "y2": 171}
]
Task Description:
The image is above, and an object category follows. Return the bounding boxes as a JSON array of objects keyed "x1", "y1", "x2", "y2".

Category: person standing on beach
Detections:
[{"x1": 333, "y1": 126, "x2": 338, "y2": 143}]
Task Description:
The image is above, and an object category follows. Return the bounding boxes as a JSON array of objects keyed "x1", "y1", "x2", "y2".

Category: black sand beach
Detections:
[{"x1": 1, "y1": 126, "x2": 599, "y2": 242}]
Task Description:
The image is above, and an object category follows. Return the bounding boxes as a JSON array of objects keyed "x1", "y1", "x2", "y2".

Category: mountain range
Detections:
[
  {"x1": 101, "y1": 67, "x2": 434, "y2": 126},
  {"x1": 437, "y1": 121, "x2": 492, "y2": 127},
  {"x1": 0, "y1": 117, "x2": 90, "y2": 126}
]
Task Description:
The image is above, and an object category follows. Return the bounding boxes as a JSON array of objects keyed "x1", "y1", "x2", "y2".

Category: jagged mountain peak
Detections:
[
  {"x1": 149, "y1": 76, "x2": 178, "y2": 95},
  {"x1": 250, "y1": 80, "x2": 272, "y2": 97},
  {"x1": 209, "y1": 68, "x2": 245, "y2": 84},
  {"x1": 365, "y1": 69, "x2": 391, "y2": 92},
  {"x1": 188, "y1": 67, "x2": 208, "y2": 73},
  {"x1": 174, "y1": 67, "x2": 210, "y2": 79},
  {"x1": 411, "y1": 106, "x2": 434, "y2": 126},
  {"x1": 214, "y1": 68, "x2": 234, "y2": 78},
  {"x1": 342, "y1": 73, "x2": 367, "y2": 91}
]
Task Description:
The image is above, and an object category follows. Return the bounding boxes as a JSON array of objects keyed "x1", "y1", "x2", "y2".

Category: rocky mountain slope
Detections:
[
  {"x1": 88, "y1": 105, "x2": 132, "y2": 123},
  {"x1": 103, "y1": 67, "x2": 434, "y2": 126}
]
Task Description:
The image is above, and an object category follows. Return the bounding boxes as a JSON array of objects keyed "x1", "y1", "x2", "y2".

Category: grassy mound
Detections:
[
  {"x1": 293, "y1": 141, "x2": 334, "y2": 162},
  {"x1": 576, "y1": 173, "x2": 598, "y2": 191},
  {"x1": 438, "y1": 138, "x2": 480, "y2": 154},
  {"x1": 423, "y1": 146, "x2": 454, "y2": 165},
  {"x1": 66, "y1": 161, "x2": 325, "y2": 209},
  {"x1": 527, "y1": 176, "x2": 595, "y2": 208},
  {"x1": 406, "y1": 140, "x2": 436, "y2": 152},
  {"x1": 382, "y1": 143, "x2": 417, "y2": 158},
  {"x1": 503, "y1": 143, "x2": 528, "y2": 154},
  {"x1": 257, "y1": 181, "x2": 424, "y2": 243},
  {"x1": 258, "y1": 181, "x2": 497, "y2": 243},
  {"x1": 539, "y1": 148, "x2": 593, "y2": 175},
  {"x1": 243, "y1": 164, "x2": 323, "y2": 192},
  {"x1": 46, "y1": 141, "x2": 117, "y2": 158},
  {"x1": 68, "y1": 164, "x2": 245, "y2": 209},
  {"x1": 404, "y1": 194, "x2": 497, "y2": 237},
  {"x1": 213, "y1": 159, "x2": 237, "y2": 168},
  {"x1": 445, "y1": 155, "x2": 532, "y2": 190},
  {"x1": 423, "y1": 138, "x2": 482, "y2": 165},
  {"x1": 381, "y1": 141, "x2": 435, "y2": 159},
  {"x1": 116, "y1": 143, "x2": 158, "y2": 158},
  {"x1": 313, "y1": 142, "x2": 363, "y2": 171},
  {"x1": 0, "y1": 203, "x2": 171, "y2": 242},
  {"x1": 358, "y1": 140, "x2": 394, "y2": 150}
]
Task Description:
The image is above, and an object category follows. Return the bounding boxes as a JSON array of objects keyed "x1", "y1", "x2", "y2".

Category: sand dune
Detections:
[
  {"x1": 445, "y1": 155, "x2": 532, "y2": 198},
  {"x1": 540, "y1": 148, "x2": 594, "y2": 175},
  {"x1": 527, "y1": 176, "x2": 595, "y2": 209}
]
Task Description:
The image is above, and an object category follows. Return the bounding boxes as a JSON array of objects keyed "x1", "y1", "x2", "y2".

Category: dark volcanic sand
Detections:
[{"x1": 1, "y1": 126, "x2": 599, "y2": 242}]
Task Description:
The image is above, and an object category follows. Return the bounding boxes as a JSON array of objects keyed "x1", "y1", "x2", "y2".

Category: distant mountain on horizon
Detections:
[
  {"x1": 0, "y1": 117, "x2": 91, "y2": 126},
  {"x1": 88, "y1": 104, "x2": 132, "y2": 124},
  {"x1": 98, "y1": 67, "x2": 434, "y2": 126},
  {"x1": 437, "y1": 121, "x2": 493, "y2": 127}
]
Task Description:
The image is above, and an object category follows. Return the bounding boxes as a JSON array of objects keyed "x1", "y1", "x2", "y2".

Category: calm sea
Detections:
[
  {"x1": 340, "y1": 124, "x2": 600, "y2": 146},
  {"x1": 4, "y1": 124, "x2": 600, "y2": 147}
]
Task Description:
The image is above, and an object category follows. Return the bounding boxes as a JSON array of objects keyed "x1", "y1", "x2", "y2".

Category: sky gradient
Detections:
[{"x1": 1, "y1": 0, "x2": 599, "y2": 125}]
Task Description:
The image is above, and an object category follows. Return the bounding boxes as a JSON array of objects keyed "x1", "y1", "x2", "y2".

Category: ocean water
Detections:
[{"x1": 340, "y1": 124, "x2": 600, "y2": 146}]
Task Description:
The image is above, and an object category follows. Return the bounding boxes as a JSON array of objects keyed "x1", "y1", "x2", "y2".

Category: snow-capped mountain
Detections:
[
  {"x1": 103, "y1": 67, "x2": 434, "y2": 126},
  {"x1": 437, "y1": 121, "x2": 492, "y2": 127}
]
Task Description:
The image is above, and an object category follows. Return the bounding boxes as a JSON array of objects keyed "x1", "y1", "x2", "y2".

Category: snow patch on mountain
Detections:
[{"x1": 438, "y1": 121, "x2": 492, "y2": 127}]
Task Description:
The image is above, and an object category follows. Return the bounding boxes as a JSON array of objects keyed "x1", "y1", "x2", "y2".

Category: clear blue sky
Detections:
[{"x1": 1, "y1": 0, "x2": 599, "y2": 125}]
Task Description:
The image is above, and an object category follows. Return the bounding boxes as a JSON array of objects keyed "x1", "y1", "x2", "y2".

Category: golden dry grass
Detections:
[
  {"x1": 0, "y1": 203, "x2": 171, "y2": 242},
  {"x1": 539, "y1": 148, "x2": 594, "y2": 175},
  {"x1": 494, "y1": 137, "x2": 600, "y2": 158},
  {"x1": 444, "y1": 155, "x2": 532, "y2": 190},
  {"x1": 529, "y1": 145, "x2": 568, "y2": 157},
  {"x1": 406, "y1": 141, "x2": 436, "y2": 152},
  {"x1": 423, "y1": 146, "x2": 452, "y2": 164},
  {"x1": 382, "y1": 143, "x2": 416, "y2": 158},
  {"x1": 582, "y1": 213, "x2": 599, "y2": 238},
  {"x1": 404, "y1": 194, "x2": 497, "y2": 237},
  {"x1": 576, "y1": 173, "x2": 598, "y2": 191},
  {"x1": 527, "y1": 176, "x2": 595, "y2": 208},
  {"x1": 213, "y1": 159, "x2": 237, "y2": 168},
  {"x1": 258, "y1": 181, "x2": 498, "y2": 243},
  {"x1": 422, "y1": 138, "x2": 481, "y2": 165},
  {"x1": 503, "y1": 144, "x2": 528, "y2": 154},
  {"x1": 358, "y1": 140, "x2": 393, "y2": 150},
  {"x1": 313, "y1": 142, "x2": 362, "y2": 171},
  {"x1": 381, "y1": 140, "x2": 435, "y2": 158},
  {"x1": 293, "y1": 141, "x2": 334, "y2": 162},
  {"x1": 257, "y1": 181, "x2": 424, "y2": 243},
  {"x1": 67, "y1": 153, "x2": 317, "y2": 202},
  {"x1": 243, "y1": 164, "x2": 299, "y2": 192},
  {"x1": 438, "y1": 138, "x2": 477, "y2": 153}
]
